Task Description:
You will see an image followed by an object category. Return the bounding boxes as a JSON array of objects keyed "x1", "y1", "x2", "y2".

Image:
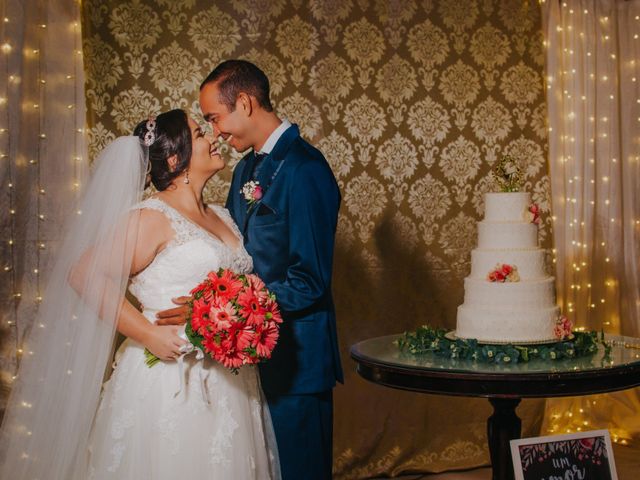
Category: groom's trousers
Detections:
[{"x1": 266, "y1": 390, "x2": 333, "y2": 479}]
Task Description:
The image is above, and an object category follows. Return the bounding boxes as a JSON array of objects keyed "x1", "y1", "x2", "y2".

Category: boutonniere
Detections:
[{"x1": 241, "y1": 180, "x2": 263, "y2": 210}]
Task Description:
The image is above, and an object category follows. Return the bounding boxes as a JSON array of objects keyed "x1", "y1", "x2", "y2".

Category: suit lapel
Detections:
[
  {"x1": 254, "y1": 156, "x2": 278, "y2": 194},
  {"x1": 242, "y1": 125, "x2": 300, "y2": 236},
  {"x1": 242, "y1": 158, "x2": 273, "y2": 234},
  {"x1": 239, "y1": 153, "x2": 256, "y2": 192},
  {"x1": 235, "y1": 153, "x2": 254, "y2": 229}
]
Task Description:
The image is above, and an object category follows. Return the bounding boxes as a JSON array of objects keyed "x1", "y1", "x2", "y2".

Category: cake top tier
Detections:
[{"x1": 484, "y1": 192, "x2": 531, "y2": 222}]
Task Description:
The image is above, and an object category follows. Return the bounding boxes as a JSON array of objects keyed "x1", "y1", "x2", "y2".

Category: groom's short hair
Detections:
[{"x1": 201, "y1": 60, "x2": 273, "y2": 113}]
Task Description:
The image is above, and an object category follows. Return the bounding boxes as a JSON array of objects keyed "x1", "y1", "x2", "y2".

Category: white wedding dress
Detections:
[{"x1": 86, "y1": 198, "x2": 280, "y2": 479}]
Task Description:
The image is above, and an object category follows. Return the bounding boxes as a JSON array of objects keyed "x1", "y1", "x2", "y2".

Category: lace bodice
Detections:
[{"x1": 129, "y1": 198, "x2": 253, "y2": 315}]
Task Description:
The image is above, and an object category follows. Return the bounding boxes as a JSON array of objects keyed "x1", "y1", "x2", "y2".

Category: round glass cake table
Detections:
[{"x1": 350, "y1": 334, "x2": 640, "y2": 480}]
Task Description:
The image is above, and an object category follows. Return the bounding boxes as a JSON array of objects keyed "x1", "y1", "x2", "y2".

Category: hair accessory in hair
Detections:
[{"x1": 143, "y1": 116, "x2": 156, "y2": 147}]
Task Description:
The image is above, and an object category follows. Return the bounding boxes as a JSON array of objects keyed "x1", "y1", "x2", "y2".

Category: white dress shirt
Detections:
[{"x1": 258, "y1": 119, "x2": 291, "y2": 155}]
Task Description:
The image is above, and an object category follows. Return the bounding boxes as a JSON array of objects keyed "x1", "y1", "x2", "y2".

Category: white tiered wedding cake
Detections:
[{"x1": 455, "y1": 191, "x2": 561, "y2": 344}]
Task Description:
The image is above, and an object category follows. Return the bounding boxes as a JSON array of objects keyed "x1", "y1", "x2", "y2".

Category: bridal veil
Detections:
[{"x1": 0, "y1": 136, "x2": 148, "y2": 479}]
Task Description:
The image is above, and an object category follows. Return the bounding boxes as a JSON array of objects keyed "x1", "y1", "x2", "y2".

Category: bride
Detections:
[{"x1": 0, "y1": 109, "x2": 280, "y2": 479}]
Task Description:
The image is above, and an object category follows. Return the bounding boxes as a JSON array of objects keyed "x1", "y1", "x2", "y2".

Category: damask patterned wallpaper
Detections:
[{"x1": 81, "y1": 0, "x2": 550, "y2": 477}]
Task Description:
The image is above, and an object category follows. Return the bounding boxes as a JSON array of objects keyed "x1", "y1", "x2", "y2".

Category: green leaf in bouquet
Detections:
[
  {"x1": 244, "y1": 345, "x2": 258, "y2": 358},
  {"x1": 185, "y1": 319, "x2": 204, "y2": 353},
  {"x1": 144, "y1": 348, "x2": 160, "y2": 368}
]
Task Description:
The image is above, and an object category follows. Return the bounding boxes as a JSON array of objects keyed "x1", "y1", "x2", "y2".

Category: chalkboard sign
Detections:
[{"x1": 510, "y1": 429, "x2": 618, "y2": 480}]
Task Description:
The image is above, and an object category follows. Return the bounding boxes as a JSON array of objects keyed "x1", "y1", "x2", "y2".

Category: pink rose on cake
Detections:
[
  {"x1": 487, "y1": 269, "x2": 506, "y2": 282},
  {"x1": 524, "y1": 203, "x2": 541, "y2": 225},
  {"x1": 487, "y1": 263, "x2": 520, "y2": 283},
  {"x1": 554, "y1": 315, "x2": 573, "y2": 340}
]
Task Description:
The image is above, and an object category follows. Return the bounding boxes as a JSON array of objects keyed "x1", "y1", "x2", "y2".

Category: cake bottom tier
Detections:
[{"x1": 456, "y1": 304, "x2": 560, "y2": 344}]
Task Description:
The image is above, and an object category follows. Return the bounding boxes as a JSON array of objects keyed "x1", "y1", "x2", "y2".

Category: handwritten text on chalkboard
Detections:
[{"x1": 511, "y1": 430, "x2": 618, "y2": 480}]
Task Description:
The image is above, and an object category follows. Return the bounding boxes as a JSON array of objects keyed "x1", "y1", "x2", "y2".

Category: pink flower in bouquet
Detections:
[
  {"x1": 207, "y1": 269, "x2": 243, "y2": 302},
  {"x1": 190, "y1": 297, "x2": 210, "y2": 333},
  {"x1": 253, "y1": 185, "x2": 263, "y2": 201},
  {"x1": 202, "y1": 335, "x2": 221, "y2": 353},
  {"x1": 246, "y1": 273, "x2": 269, "y2": 302},
  {"x1": 209, "y1": 300, "x2": 236, "y2": 331},
  {"x1": 554, "y1": 315, "x2": 572, "y2": 340},
  {"x1": 254, "y1": 322, "x2": 279, "y2": 358},
  {"x1": 191, "y1": 281, "x2": 210, "y2": 300},
  {"x1": 264, "y1": 298, "x2": 283, "y2": 324},
  {"x1": 216, "y1": 344, "x2": 245, "y2": 370},
  {"x1": 238, "y1": 288, "x2": 266, "y2": 326},
  {"x1": 246, "y1": 273, "x2": 265, "y2": 290},
  {"x1": 227, "y1": 322, "x2": 255, "y2": 352}
]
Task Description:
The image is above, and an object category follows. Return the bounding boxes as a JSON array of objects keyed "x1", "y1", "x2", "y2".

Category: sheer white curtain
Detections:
[
  {"x1": 542, "y1": 0, "x2": 640, "y2": 445},
  {"x1": 0, "y1": 0, "x2": 88, "y2": 402}
]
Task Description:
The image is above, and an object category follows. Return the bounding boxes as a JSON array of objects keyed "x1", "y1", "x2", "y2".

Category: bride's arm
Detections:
[
  {"x1": 117, "y1": 297, "x2": 186, "y2": 361},
  {"x1": 68, "y1": 209, "x2": 187, "y2": 360},
  {"x1": 121, "y1": 209, "x2": 188, "y2": 360}
]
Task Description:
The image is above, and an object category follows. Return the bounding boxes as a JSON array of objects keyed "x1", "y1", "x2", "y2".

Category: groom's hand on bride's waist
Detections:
[{"x1": 155, "y1": 296, "x2": 191, "y2": 326}]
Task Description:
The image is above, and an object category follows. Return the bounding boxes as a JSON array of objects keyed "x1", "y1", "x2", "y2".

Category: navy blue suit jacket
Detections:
[{"x1": 226, "y1": 125, "x2": 343, "y2": 395}]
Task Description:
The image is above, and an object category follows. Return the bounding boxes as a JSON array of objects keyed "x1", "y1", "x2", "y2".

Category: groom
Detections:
[{"x1": 158, "y1": 60, "x2": 343, "y2": 479}]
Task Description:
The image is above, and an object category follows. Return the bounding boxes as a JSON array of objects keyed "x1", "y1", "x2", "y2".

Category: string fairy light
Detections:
[
  {"x1": 34, "y1": 13, "x2": 44, "y2": 307},
  {"x1": 72, "y1": 20, "x2": 82, "y2": 201},
  {"x1": 544, "y1": 0, "x2": 639, "y2": 442},
  {"x1": 561, "y1": 1, "x2": 620, "y2": 322},
  {"x1": 1, "y1": 2, "x2": 86, "y2": 381},
  {"x1": 1, "y1": 1, "x2": 20, "y2": 364}
]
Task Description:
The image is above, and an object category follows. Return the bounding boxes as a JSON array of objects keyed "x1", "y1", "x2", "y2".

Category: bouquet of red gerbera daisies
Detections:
[{"x1": 145, "y1": 269, "x2": 282, "y2": 373}]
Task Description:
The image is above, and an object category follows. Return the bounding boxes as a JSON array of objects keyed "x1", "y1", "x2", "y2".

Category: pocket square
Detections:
[{"x1": 256, "y1": 203, "x2": 276, "y2": 216}]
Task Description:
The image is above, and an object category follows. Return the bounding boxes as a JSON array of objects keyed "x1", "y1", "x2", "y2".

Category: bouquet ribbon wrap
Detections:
[{"x1": 175, "y1": 329, "x2": 210, "y2": 404}]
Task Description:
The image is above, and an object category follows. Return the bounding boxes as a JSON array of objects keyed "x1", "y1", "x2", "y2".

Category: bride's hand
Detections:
[{"x1": 144, "y1": 325, "x2": 187, "y2": 361}]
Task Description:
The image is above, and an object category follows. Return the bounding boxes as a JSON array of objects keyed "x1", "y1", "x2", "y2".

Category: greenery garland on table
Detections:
[{"x1": 396, "y1": 326, "x2": 610, "y2": 364}]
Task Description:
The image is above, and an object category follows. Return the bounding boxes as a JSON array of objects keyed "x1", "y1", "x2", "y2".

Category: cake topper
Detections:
[{"x1": 492, "y1": 155, "x2": 523, "y2": 192}]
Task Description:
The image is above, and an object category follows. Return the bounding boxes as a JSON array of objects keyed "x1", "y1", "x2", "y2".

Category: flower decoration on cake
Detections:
[
  {"x1": 524, "y1": 203, "x2": 540, "y2": 225},
  {"x1": 554, "y1": 314, "x2": 573, "y2": 340},
  {"x1": 492, "y1": 155, "x2": 523, "y2": 192},
  {"x1": 487, "y1": 263, "x2": 520, "y2": 283}
]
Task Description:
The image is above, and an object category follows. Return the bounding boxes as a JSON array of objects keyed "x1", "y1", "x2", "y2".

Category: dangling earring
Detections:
[{"x1": 183, "y1": 169, "x2": 190, "y2": 184}]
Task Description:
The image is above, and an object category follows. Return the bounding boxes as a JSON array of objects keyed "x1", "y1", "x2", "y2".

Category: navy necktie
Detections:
[{"x1": 252, "y1": 152, "x2": 267, "y2": 180}]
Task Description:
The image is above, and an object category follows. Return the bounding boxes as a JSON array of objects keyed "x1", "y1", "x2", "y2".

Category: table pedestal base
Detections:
[{"x1": 488, "y1": 398, "x2": 521, "y2": 480}]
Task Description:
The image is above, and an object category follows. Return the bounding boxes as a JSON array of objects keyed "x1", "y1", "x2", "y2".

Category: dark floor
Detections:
[{"x1": 371, "y1": 443, "x2": 638, "y2": 479}]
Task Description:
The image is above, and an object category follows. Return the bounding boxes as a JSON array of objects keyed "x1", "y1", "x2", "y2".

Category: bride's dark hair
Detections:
[{"x1": 133, "y1": 109, "x2": 192, "y2": 191}]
